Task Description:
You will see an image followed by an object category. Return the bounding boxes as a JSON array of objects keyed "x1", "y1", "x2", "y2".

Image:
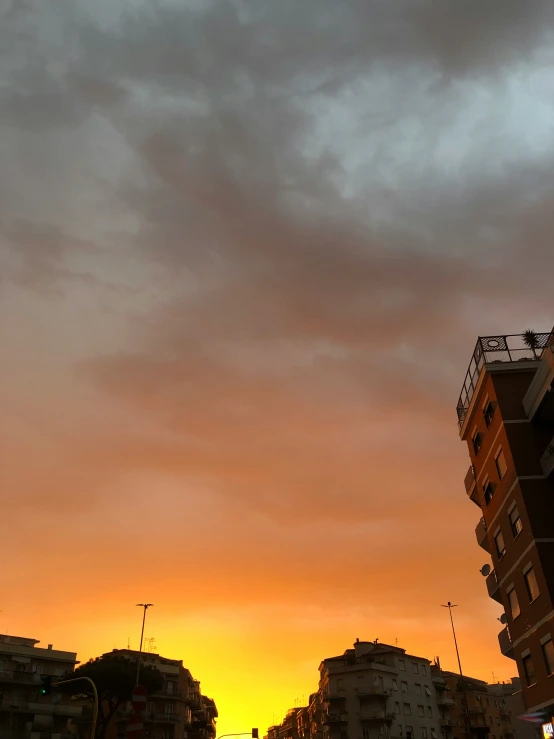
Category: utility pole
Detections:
[
  {"x1": 442, "y1": 603, "x2": 472, "y2": 738},
  {"x1": 135, "y1": 604, "x2": 153, "y2": 686}
]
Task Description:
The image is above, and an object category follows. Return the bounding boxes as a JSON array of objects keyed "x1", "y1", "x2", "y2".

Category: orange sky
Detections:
[{"x1": 2, "y1": 0, "x2": 554, "y2": 736}]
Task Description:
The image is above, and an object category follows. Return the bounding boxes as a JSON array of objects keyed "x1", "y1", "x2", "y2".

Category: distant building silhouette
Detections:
[
  {"x1": 103, "y1": 649, "x2": 217, "y2": 739},
  {"x1": 0, "y1": 633, "x2": 83, "y2": 739},
  {"x1": 265, "y1": 641, "x2": 541, "y2": 739}
]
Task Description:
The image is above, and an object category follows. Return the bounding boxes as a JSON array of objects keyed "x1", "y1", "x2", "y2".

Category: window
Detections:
[
  {"x1": 472, "y1": 429, "x2": 482, "y2": 456},
  {"x1": 406, "y1": 726, "x2": 414, "y2": 739},
  {"x1": 412, "y1": 663, "x2": 419, "y2": 674},
  {"x1": 363, "y1": 729, "x2": 370, "y2": 739},
  {"x1": 415, "y1": 684, "x2": 422, "y2": 695},
  {"x1": 421, "y1": 729, "x2": 428, "y2": 739},
  {"x1": 165, "y1": 704, "x2": 174, "y2": 714},
  {"x1": 418, "y1": 706, "x2": 424, "y2": 717},
  {"x1": 493, "y1": 700, "x2": 497, "y2": 708},
  {"x1": 522, "y1": 653, "x2": 536, "y2": 686},
  {"x1": 484, "y1": 400, "x2": 495, "y2": 428},
  {"x1": 494, "y1": 530, "x2": 506, "y2": 559},
  {"x1": 496, "y1": 718, "x2": 501, "y2": 727},
  {"x1": 424, "y1": 686, "x2": 432, "y2": 698},
  {"x1": 146, "y1": 702, "x2": 154, "y2": 714},
  {"x1": 404, "y1": 704, "x2": 411, "y2": 716},
  {"x1": 401, "y1": 682, "x2": 408, "y2": 693},
  {"x1": 421, "y1": 665, "x2": 427, "y2": 676},
  {"x1": 166, "y1": 680, "x2": 174, "y2": 695},
  {"x1": 541, "y1": 638, "x2": 554, "y2": 676},
  {"x1": 495, "y1": 448, "x2": 508, "y2": 480},
  {"x1": 399, "y1": 660, "x2": 406, "y2": 671},
  {"x1": 484, "y1": 478, "x2": 494, "y2": 505},
  {"x1": 524, "y1": 567, "x2": 540, "y2": 602},
  {"x1": 395, "y1": 702, "x2": 401, "y2": 714},
  {"x1": 427, "y1": 707, "x2": 432, "y2": 718},
  {"x1": 488, "y1": 717, "x2": 493, "y2": 726},
  {"x1": 398, "y1": 727, "x2": 403, "y2": 737},
  {"x1": 393, "y1": 679, "x2": 398, "y2": 691},
  {"x1": 509, "y1": 506, "x2": 523, "y2": 538},
  {"x1": 507, "y1": 586, "x2": 520, "y2": 619}
]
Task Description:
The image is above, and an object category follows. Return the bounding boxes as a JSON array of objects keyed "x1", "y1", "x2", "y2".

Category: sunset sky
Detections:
[{"x1": 1, "y1": 0, "x2": 554, "y2": 735}]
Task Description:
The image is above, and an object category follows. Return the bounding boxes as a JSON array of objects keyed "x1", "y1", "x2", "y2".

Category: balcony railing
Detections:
[
  {"x1": 464, "y1": 466, "x2": 476, "y2": 494},
  {"x1": 498, "y1": 626, "x2": 514, "y2": 660},
  {"x1": 358, "y1": 711, "x2": 395, "y2": 723},
  {"x1": 486, "y1": 569, "x2": 502, "y2": 604},
  {"x1": 0, "y1": 671, "x2": 42, "y2": 685},
  {"x1": 475, "y1": 518, "x2": 490, "y2": 553},
  {"x1": 456, "y1": 333, "x2": 554, "y2": 430}
]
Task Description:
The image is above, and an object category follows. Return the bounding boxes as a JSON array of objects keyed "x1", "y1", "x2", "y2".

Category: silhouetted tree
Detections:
[{"x1": 67, "y1": 654, "x2": 163, "y2": 739}]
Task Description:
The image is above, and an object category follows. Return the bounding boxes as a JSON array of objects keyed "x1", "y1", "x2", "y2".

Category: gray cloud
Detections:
[{"x1": 1, "y1": 0, "x2": 554, "y2": 525}]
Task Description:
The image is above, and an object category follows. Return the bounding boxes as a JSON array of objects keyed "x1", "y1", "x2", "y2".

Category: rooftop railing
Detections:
[{"x1": 456, "y1": 332, "x2": 554, "y2": 430}]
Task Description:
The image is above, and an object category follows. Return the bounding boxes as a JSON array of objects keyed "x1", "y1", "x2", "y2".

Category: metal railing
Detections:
[{"x1": 456, "y1": 332, "x2": 554, "y2": 429}]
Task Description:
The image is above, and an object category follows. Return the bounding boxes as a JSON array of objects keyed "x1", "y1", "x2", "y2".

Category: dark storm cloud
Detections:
[{"x1": 2, "y1": 0, "x2": 554, "y2": 523}]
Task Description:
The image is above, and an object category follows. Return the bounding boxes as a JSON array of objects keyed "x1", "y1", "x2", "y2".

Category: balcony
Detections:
[
  {"x1": 456, "y1": 333, "x2": 553, "y2": 431},
  {"x1": 475, "y1": 518, "x2": 490, "y2": 553},
  {"x1": 486, "y1": 570, "x2": 502, "y2": 604},
  {"x1": 0, "y1": 671, "x2": 42, "y2": 686},
  {"x1": 357, "y1": 687, "x2": 391, "y2": 698},
  {"x1": 322, "y1": 694, "x2": 346, "y2": 703},
  {"x1": 358, "y1": 711, "x2": 395, "y2": 723},
  {"x1": 322, "y1": 713, "x2": 347, "y2": 725},
  {"x1": 464, "y1": 466, "x2": 476, "y2": 495},
  {"x1": 437, "y1": 697, "x2": 455, "y2": 707},
  {"x1": 153, "y1": 713, "x2": 181, "y2": 723},
  {"x1": 540, "y1": 436, "x2": 554, "y2": 478},
  {"x1": 498, "y1": 626, "x2": 514, "y2": 660}
]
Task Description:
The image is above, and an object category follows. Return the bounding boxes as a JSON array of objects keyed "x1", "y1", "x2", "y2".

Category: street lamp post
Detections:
[
  {"x1": 135, "y1": 603, "x2": 153, "y2": 687},
  {"x1": 442, "y1": 602, "x2": 472, "y2": 738}
]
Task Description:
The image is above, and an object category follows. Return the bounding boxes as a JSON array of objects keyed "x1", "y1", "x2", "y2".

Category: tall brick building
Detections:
[{"x1": 457, "y1": 330, "x2": 554, "y2": 727}]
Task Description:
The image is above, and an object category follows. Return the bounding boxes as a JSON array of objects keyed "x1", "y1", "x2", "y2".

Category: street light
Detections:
[
  {"x1": 441, "y1": 602, "x2": 472, "y2": 737},
  {"x1": 135, "y1": 603, "x2": 153, "y2": 686}
]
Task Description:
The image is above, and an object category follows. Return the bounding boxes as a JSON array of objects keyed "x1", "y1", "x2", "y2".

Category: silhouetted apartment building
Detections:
[
  {"x1": 457, "y1": 330, "x2": 554, "y2": 727},
  {"x1": 430, "y1": 662, "x2": 535, "y2": 739},
  {"x1": 266, "y1": 640, "x2": 448, "y2": 739},
  {"x1": 104, "y1": 649, "x2": 217, "y2": 739},
  {"x1": 0, "y1": 634, "x2": 83, "y2": 739}
]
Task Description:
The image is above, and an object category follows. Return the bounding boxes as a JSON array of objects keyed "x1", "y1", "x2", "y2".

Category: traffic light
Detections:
[
  {"x1": 252, "y1": 730, "x2": 259, "y2": 738},
  {"x1": 40, "y1": 676, "x2": 53, "y2": 696}
]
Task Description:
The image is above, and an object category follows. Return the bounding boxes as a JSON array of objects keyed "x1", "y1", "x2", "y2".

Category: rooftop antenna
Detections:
[
  {"x1": 492, "y1": 671, "x2": 497, "y2": 683},
  {"x1": 128, "y1": 637, "x2": 131, "y2": 649},
  {"x1": 395, "y1": 637, "x2": 398, "y2": 647}
]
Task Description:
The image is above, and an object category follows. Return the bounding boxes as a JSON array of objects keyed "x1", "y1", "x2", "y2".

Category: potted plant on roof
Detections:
[{"x1": 523, "y1": 329, "x2": 540, "y2": 359}]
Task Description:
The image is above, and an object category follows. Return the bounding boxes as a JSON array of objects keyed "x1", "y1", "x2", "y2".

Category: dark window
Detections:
[
  {"x1": 508, "y1": 587, "x2": 520, "y2": 619},
  {"x1": 484, "y1": 481, "x2": 494, "y2": 505},
  {"x1": 524, "y1": 568, "x2": 540, "y2": 602},
  {"x1": 494, "y1": 530, "x2": 506, "y2": 559},
  {"x1": 509, "y1": 507, "x2": 523, "y2": 538},
  {"x1": 484, "y1": 401, "x2": 495, "y2": 427},
  {"x1": 495, "y1": 449, "x2": 508, "y2": 480},
  {"x1": 541, "y1": 639, "x2": 554, "y2": 676},
  {"x1": 522, "y1": 654, "x2": 536, "y2": 686},
  {"x1": 473, "y1": 432, "x2": 483, "y2": 456}
]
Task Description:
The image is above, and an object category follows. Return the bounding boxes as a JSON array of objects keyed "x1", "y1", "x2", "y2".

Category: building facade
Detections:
[
  {"x1": 457, "y1": 330, "x2": 554, "y2": 726},
  {"x1": 105, "y1": 649, "x2": 216, "y2": 739},
  {"x1": 267, "y1": 641, "x2": 446, "y2": 739},
  {"x1": 0, "y1": 634, "x2": 83, "y2": 739}
]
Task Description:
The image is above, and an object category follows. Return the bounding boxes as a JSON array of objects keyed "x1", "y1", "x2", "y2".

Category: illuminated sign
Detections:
[{"x1": 542, "y1": 723, "x2": 553, "y2": 739}]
